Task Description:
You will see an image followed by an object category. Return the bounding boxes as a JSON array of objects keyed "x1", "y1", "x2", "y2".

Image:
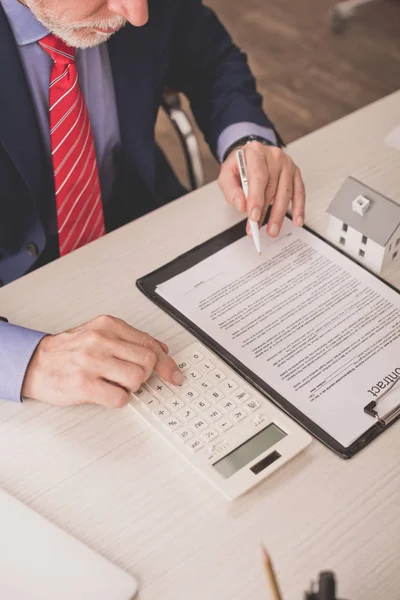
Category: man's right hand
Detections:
[{"x1": 21, "y1": 315, "x2": 183, "y2": 408}]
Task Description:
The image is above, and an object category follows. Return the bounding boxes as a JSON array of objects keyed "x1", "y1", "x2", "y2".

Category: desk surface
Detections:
[{"x1": 0, "y1": 91, "x2": 399, "y2": 600}]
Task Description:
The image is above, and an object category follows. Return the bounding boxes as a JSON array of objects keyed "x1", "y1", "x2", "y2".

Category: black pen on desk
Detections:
[
  {"x1": 319, "y1": 571, "x2": 336, "y2": 600},
  {"x1": 304, "y1": 572, "x2": 337, "y2": 600},
  {"x1": 236, "y1": 148, "x2": 262, "y2": 255}
]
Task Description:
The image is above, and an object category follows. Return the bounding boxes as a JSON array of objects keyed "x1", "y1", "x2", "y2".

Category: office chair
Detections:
[
  {"x1": 161, "y1": 88, "x2": 205, "y2": 191},
  {"x1": 330, "y1": 0, "x2": 382, "y2": 33}
]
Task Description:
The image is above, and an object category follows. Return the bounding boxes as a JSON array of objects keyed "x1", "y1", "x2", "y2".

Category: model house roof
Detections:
[{"x1": 327, "y1": 176, "x2": 400, "y2": 246}]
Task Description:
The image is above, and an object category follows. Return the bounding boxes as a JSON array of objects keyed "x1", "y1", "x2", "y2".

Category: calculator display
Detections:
[{"x1": 213, "y1": 423, "x2": 286, "y2": 478}]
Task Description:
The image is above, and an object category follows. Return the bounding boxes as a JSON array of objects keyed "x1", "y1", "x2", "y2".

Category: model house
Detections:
[{"x1": 326, "y1": 176, "x2": 400, "y2": 274}]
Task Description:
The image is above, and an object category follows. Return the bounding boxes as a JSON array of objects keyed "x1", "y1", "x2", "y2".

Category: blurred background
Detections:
[{"x1": 156, "y1": 0, "x2": 400, "y2": 188}]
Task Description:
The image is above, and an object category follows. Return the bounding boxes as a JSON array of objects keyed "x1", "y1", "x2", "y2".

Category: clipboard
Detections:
[{"x1": 136, "y1": 217, "x2": 400, "y2": 459}]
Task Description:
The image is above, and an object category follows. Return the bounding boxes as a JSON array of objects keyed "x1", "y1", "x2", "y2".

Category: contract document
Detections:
[{"x1": 155, "y1": 218, "x2": 400, "y2": 449}]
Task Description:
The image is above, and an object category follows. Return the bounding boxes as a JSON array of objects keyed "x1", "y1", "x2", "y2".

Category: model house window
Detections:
[
  {"x1": 393, "y1": 251, "x2": 398, "y2": 260},
  {"x1": 342, "y1": 223, "x2": 348, "y2": 232},
  {"x1": 389, "y1": 244, "x2": 392, "y2": 252},
  {"x1": 361, "y1": 235, "x2": 367, "y2": 244},
  {"x1": 339, "y1": 237, "x2": 345, "y2": 246},
  {"x1": 359, "y1": 249, "x2": 365, "y2": 258},
  {"x1": 396, "y1": 238, "x2": 400, "y2": 247}
]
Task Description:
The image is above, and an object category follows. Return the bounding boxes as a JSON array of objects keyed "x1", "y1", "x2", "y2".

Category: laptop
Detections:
[{"x1": 0, "y1": 488, "x2": 139, "y2": 599}]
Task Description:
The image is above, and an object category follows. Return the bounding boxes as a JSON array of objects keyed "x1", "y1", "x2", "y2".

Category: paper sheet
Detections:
[{"x1": 156, "y1": 219, "x2": 400, "y2": 448}]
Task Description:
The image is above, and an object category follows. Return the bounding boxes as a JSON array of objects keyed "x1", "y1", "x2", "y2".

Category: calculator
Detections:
[{"x1": 130, "y1": 342, "x2": 312, "y2": 500}]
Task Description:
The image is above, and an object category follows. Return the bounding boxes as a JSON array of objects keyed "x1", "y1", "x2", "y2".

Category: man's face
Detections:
[{"x1": 23, "y1": 0, "x2": 149, "y2": 48}]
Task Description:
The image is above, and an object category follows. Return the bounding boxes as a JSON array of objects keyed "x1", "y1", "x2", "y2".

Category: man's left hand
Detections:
[{"x1": 218, "y1": 141, "x2": 306, "y2": 237}]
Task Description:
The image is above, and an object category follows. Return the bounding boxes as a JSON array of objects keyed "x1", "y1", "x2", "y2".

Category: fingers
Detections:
[
  {"x1": 88, "y1": 379, "x2": 131, "y2": 410},
  {"x1": 264, "y1": 148, "x2": 280, "y2": 209},
  {"x1": 88, "y1": 342, "x2": 182, "y2": 407},
  {"x1": 85, "y1": 315, "x2": 183, "y2": 386},
  {"x1": 100, "y1": 358, "x2": 145, "y2": 394},
  {"x1": 154, "y1": 338, "x2": 169, "y2": 354},
  {"x1": 292, "y1": 168, "x2": 306, "y2": 227},
  {"x1": 266, "y1": 155, "x2": 306, "y2": 237},
  {"x1": 218, "y1": 152, "x2": 247, "y2": 212},
  {"x1": 219, "y1": 142, "x2": 306, "y2": 239},
  {"x1": 132, "y1": 331, "x2": 182, "y2": 385},
  {"x1": 134, "y1": 333, "x2": 182, "y2": 385},
  {"x1": 245, "y1": 145, "x2": 279, "y2": 236},
  {"x1": 244, "y1": 143, "x2": 268, "y2": 224},
  {"x1": 103, "y1": 338, "x2": 157, "y2": 382},
  {"x1": 267, "y1": 157, "x2": 294, "y2": 237},
  {"x1": 22, "y1": 316, "x2": 183, "y2": 409}
]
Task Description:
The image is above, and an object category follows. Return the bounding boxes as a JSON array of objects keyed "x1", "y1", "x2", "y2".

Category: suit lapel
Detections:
[
  {"x1": 108, "y1": 24, "x2": 156, "y2": 195},
  {"x1": 0, "y1": 4, "x2": 51, "y2": 209}
]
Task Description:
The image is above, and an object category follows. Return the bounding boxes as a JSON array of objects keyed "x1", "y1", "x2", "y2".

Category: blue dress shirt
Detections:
[{"x1": 0, "y1": 0, "x2": 277, "y2": 403}]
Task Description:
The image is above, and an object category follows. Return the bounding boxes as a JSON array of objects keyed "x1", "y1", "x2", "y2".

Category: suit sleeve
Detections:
[
  {"x1": 0, "y1": 322, "x2": 46, "y2": 402},
  {"x1": 166, "y1": 0, "x2": 283, "y2": 159}
]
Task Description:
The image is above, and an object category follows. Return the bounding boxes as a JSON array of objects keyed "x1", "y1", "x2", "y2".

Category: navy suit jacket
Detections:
[{"x1": 0, "y1": 0, "x2": 279, "y2": 286}]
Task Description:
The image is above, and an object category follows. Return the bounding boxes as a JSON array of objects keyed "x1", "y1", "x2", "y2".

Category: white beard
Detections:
[{"x1": 24, "y1": 1, "x2": 127, "y2": 49}]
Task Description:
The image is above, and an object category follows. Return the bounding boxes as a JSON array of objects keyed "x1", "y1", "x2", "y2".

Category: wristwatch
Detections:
[
  {"x1": 0, "y1": 317, "x2": 8, "y2": 323},
  {"x1": 222, "y1": 134, "x2": 280, "y2": 162}
]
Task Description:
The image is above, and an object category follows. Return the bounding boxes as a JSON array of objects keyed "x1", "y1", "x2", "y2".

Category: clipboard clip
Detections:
[{"x1": 363, "y1": 377, "x2": 400, "y2": 425}]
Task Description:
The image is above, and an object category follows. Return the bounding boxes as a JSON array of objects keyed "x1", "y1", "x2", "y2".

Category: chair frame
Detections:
[{"x1": 161, "y1": 89, "x2": 205, "y2": 191}]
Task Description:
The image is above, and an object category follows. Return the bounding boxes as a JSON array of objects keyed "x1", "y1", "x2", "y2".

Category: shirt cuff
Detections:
[
  {"x1": 0, "y1": 322, "x2": 47, "y2": 403},
  {"x1": 217, "y1": 122, "x2": 278, "y2": 162}
]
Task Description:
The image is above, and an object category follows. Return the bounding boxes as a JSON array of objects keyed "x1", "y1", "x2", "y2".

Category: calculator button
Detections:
[
  {"x1": 168, "y1": 398, "x2": 186, "y2": 411},
  {"x1": 232, "y1": 389, "x2": 251, "y2": 404},
  {"x1": 219, "y1": 398, "x2": 236, "y2": 412},
  {"x1": 164, "y1": 417, "x2": 181, "y2": 431},
  {"x1": 146, "y1": 377, "x2": 174, "y2": 399},
  {"x1": 176, "y1": 359, "x2": 191, "y2": 372},
  {"x1": 186, "y1": 369, "x2": 201, "y2": 382},
  {"x1": 198, "y1": 360, "x2": 216, "y2": 374},
  {"x1": 245, "y1": 399, "x2": 261, "y2": 412},
  {"x1": 192, "y1": 419, "x2": 208, "y2": 432},
  {"x1": 213, "y1": 440, "x2": 230, "y2": 457},
  {"x1": 232, "y1": 409, "x2": 246, "y2": 423},
  {"x1": 177, "y1": 407, "x2": 197, "y2": 422},
  {"x1": 204, "y1": 389, "x2": 225, "y2": 403},
  {"x1": 201, "y1": 429, "x2": 219, "y2": 443},
  {"x1": 217, "y1": 419, "x2": 233, "y2": 433},
  {"x1": 204, "y1": 408, "x2": 223, "y2": 423},
  {"x1": 132, "y1": 387, "x2": 152, "y2": 402},
  {"x1": 188, "y1": 349, "x2": 204, "y2": 363},
  {"x1": 180, "y1": 388, "x2": 199, "y2": 401},
  {"x1": 210, "y1": 369, "x2": 227, "y2": 384},
  {"x1": 187, "y1": 439, "x2": 203, "y2": 453},
  {"x1": 141, "y1": 395, "x2": 159, "y2": 409},
  {"x1": 253, "y1": 413, "x2": 266, "y2": 426},
  {"x1": 195, "y1": 379, "x2": 213, "y2": 393},
  {"x1": 220, "y1": 379, "x2": 238, "y2": 394},
  {"x1": 193, "y1": 398, "x2": 211, "y2": 411},
  {"x1": 176, "y1": 428, "x2": 193, "y2": 442},
  {"x1": 152, "y1": 406, "x2": 170, "y2": 420}
]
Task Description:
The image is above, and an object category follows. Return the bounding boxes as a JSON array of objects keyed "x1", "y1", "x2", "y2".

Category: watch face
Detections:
[{"x1": 247, "y1": 135, "x2": 272, "y2": 146}]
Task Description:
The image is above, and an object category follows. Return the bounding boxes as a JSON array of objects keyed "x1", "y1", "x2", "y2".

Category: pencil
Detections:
[{"x1": 261, "y1": 545, "x2": 284, "y2": 600}]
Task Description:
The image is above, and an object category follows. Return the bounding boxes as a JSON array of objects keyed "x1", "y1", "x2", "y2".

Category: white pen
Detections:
[{"x1": 236, "y1": 148, "x2": 261, "y2": 255}]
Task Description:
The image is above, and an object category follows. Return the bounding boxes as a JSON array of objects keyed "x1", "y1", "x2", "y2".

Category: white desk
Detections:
[{"x1": 0, "y1": 91, "x2": 399, "y2": 600}]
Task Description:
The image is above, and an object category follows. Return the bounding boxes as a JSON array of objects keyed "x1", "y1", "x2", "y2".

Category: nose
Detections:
[{"x1": 108, "y1": 0, "x2": 149, "y2": 26}]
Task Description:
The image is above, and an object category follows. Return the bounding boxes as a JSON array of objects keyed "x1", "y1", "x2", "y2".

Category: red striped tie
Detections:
[{"x1": 39, "y1": 34, "x2": 105, "y2": 256}]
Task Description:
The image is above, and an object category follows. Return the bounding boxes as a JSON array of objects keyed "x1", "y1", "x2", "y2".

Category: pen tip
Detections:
[{"x1": 258, "y1": 252, "x2": 261, "y2": 256}]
